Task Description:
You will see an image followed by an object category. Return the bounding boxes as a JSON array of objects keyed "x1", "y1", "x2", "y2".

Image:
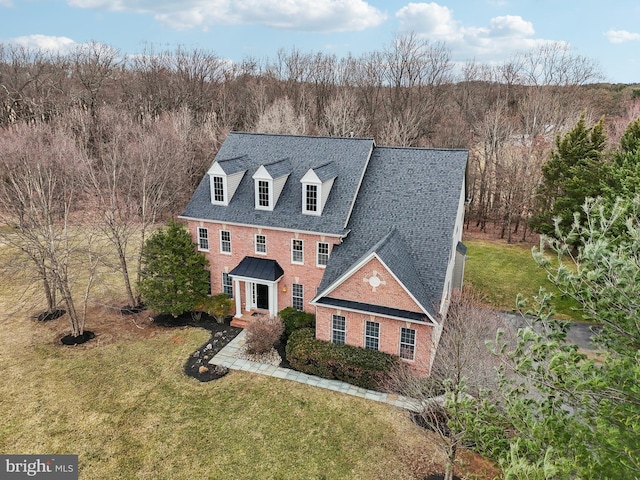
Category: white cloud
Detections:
[
  {"x1": 0, "y1": 0, "x2": 13, "y2": 6},
  {"x1": 605, "y1": 29, "x2": 640, "y2": 44},
  {"x1": 396, "y1": 3, "x2": 460, "y2": 41},
  {"x1": 396, "y1": 3, "x2": 547, "y2": 57},
  {"x1": 67, "y1": 0, "x2": 387, "y2": 32},
  {"x1": 9, "y1": 34, "x2": 76, "y2": 52}
]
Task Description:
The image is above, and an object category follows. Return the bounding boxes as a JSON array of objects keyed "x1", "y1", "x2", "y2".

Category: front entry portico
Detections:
[{"x1": 229, "y1": 256, "x2": 284, "y2": 318}]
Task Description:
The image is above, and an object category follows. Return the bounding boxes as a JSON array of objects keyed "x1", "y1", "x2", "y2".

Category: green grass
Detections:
[
  {"x1": 464, "y1": 239, "x2": 583, "y2": 321},
  {"x1": 0, "y1": 323, "x2": 432, "y2": 480}
]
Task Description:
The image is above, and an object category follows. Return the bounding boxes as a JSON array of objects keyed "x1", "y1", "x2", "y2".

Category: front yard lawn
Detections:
[{"x1": 0, "y1": 307, "x2": 497, "y2": 480}]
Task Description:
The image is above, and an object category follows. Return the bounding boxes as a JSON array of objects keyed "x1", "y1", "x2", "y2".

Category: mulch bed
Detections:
[{"x1": 151, "y1": 312, "x2": 243, "y2": 382}]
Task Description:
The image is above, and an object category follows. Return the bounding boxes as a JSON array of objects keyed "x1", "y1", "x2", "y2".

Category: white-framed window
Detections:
[
  {"x1": 399, "y1": 327, "x2": 416, "y2": 361},
  {"x1": 317, "y1": 242, "x2": 329, "y2": 267},
  {"x1": 257, "y1": 180, "x2": 270, "y2": 208},
  {"x1": 212, "y1": 176, "x2": 225, "y2": 203},
  {"x1": 365, "y1": 321, "x2": 380, "y2": 350},
  {"x1": 197, "y1": 227, "x2": 209, "y2": 251},
  {"x1": 255, "y1": 234, "x2": 267, "y2": 255},
  {"x1": 305, "y1": 184, "x2": 318, "y2": 213},
  {"x1": 222, "y1": 273, "x2": 233, "y2": 297},
  {"x1": 292, "y1": 283, "x2": 304, "y2": 311},
  {"x1": 291, "y1": 239, "x2": 304, "y2": 264},
  {"x1": 332, "y1": 314, "x2": 346, "y2": 345},
  {"x1": 220, "y1": 230, "x2": 231, "y2": 253}
]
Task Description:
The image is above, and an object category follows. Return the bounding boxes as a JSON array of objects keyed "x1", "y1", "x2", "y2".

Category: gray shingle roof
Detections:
[
  {"x1": 312, "y1": 161, "x2": 338, "y2": 182},
  {"x1": 181, "y1": 132, "x2": 468, "y2": 319},
  {"x1": 314, "y1": 146, "x2": 468, "y2": 318},
  {"x1": 181, "y1": 132, "x2": 374, "y2": 235},
  {"x1": 262, "y1": 157, "x2": 292, "y2": 179},
  {"x1": 216, "y1": 155, "x2": 248, "y2": 175}
]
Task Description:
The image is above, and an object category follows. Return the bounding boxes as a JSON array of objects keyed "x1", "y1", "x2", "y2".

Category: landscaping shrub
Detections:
[
  {"x1": 279, "y1": 307, "x2": 315, "y2": 341},
  {"x1": 245, "y1": 315, "x2": 284, "y2": 355},
  {"x1": 286, "y1": 328, "x2": 399, "y2": 390}
]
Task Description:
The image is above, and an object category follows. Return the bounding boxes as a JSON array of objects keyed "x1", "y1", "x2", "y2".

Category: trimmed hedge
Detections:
[
  {"x1": 279, "y1": 307, "x2": 316, "y2": 341},
  {"x1": 285, "y1": 328, "x2": 400, "y2": 391}
]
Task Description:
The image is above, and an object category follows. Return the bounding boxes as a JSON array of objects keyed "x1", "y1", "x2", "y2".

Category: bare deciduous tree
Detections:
[{"x1": 388, "y1": 289, "x2": 508, "y2": 480}]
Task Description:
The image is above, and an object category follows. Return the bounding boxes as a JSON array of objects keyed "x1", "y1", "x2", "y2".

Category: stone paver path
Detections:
[{"x1": 209, "y1": 330, "x2": 420, "y2": 412}]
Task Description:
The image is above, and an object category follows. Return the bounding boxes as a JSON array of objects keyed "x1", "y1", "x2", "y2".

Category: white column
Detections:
[
  {"x1": 269, "y1": 283, "x2": 278, "y2": 317},
  {"x1": 234, "y1": 279, "x2": 242, "y2": 318},
  {"x1": 245, "y1": 282, "x2": 252, "y2": 312}
]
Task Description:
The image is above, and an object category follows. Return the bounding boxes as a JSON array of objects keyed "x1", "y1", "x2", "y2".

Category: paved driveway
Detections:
[{"x1": 499, "y1": 311, "x2": 601, "y2": 351}]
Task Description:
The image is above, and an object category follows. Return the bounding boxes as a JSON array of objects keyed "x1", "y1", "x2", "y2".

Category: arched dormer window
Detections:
[{"x1": 301, "y1": 162, "x2": 337, "y2": 216}]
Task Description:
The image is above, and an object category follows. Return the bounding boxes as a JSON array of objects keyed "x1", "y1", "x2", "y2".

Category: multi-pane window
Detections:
[
  {"x1": 332, "y1": 314, "x2": 346, "y2": 345},
  {"x1": 399, "y1": 327, "x2": 416, "y2": 361},
  {"x1": 222, "y1": 273, "x2": 233, "y2": 297},
  {"x1": 365, "y1": 321, "x2": 380, "y2": 350},
  {"x1": 212, "y1": 176, "x2": 225, "y2": 203},
  {"x1": 317, "y1": 242, "x2": 329, "y2": 266},
  {"x1": 305, "y1": 184, "x2": 318, "y2": 212},
  {"x1": 197, "y1": 227, "x2": 209, "y2": 251},
  {"x1": 258, "y1": 180, "x2": 270, "y2": 207},
  {"x1": 291, "y1": 239, "x2": 304, "y2": 264},
  {"x1": 220, "y1": 230, "x2": 231, "y2": 253},
  {"x1": 292, "y1": 283, "x2": 304, "y2": 311},
  {"x1": 255, "y1": 234, "x2": 266, "y2": 254}
]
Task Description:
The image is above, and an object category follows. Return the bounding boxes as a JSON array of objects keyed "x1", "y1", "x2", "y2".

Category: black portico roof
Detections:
[{"x1": 229, "y1": 256, "x2": 284, "y2": 282}]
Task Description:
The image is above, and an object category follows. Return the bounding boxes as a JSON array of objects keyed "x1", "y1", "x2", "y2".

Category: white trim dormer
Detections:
[
  {"x1": 252, "y1": 158, "x2": 292, "y2": 211},
  {"x1": 207, "y1": 157, "x2": 247, "y2": 206},
  {"x1": 301, "y1": 162, "x2": 337, "y2": 216}
]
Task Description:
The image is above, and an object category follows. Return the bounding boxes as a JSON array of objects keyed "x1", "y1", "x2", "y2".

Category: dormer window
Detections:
[
  {"x1": 257, "y1": 180, "x2": 271, "y2": 208},
  {"x1": 301, "y1": 162, "x2": 337, "y2": 216},
  {"x1": 207, "y1": 155, "x2": 247, "y2": 206},
  {"x1": 212, "y1": 176, "x2": 225, "y2": 203},
  {"x1": 305, "y1": 184, "x2": 318, "y2": 212},
  {"x1": 252, "y1": 157, "x2": 292, "y2": 211}
]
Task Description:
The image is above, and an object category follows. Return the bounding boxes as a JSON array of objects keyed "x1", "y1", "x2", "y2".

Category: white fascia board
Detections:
[
  {"x1": 311, "y1": 251, "x2": 436, "y2": 324},
  {"x1": 300, "y1": 168, "x2": 321, "y2": 184},
  {"x1": 252, "y1": 165, "x2": 273, "y2": 180},
  {"x1": 207, "y1": 162, "x2": 225, "y2": 175}
]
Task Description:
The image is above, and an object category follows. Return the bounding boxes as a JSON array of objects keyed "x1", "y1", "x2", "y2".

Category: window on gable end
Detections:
[
  {"x1": 399, "y1": 327, "x2": 416, "y2": 361},
  {"x1": 365, "y1": 321, "x2": 380, "y2": 350},
  {"x1": 332, "y1": 315, "x2": 346, "y2": 344}
]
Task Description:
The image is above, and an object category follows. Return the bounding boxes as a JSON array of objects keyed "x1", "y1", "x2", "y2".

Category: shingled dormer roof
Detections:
[{"x1": 181, "y1": 132, "x2": 375, "y2": 236}]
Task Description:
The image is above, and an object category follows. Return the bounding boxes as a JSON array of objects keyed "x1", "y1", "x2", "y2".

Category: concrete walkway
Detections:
[{"x1": 209, "y1": 330, "x2": 420, "y2": 412}]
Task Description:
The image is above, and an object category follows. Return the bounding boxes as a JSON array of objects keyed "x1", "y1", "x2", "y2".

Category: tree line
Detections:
[
  {"x1": 1, "y1": 35, "x2": 639, "y2": 334},
  {"x1": 2, "y1": 36, "x2": 639, "y2": 239}
]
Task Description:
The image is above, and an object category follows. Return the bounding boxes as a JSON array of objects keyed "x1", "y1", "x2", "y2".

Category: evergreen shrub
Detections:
[{"x1": 286, "y1": 328, "x2": 399, "y2": 390}]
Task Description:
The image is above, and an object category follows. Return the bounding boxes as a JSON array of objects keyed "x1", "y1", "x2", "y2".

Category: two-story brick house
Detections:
[{"x1": 180, "y1": 132, "x2": 467, "y2": 372}]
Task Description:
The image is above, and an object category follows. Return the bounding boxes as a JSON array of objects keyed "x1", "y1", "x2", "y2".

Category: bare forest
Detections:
[{"x1": 1, "y1": 37, "x2": 639, "y2": 323}]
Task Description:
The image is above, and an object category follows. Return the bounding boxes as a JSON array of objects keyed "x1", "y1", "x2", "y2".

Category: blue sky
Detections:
[{"x1": 1, "y1": 0, "x2": 639, "y2": 84}]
